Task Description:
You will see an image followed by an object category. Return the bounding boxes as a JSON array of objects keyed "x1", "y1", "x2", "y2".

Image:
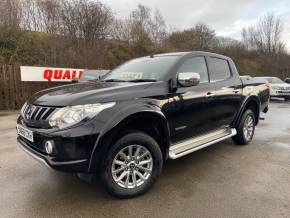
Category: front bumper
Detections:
[
  {"x1": 17, "y1": 114, "x2": 101, "y2": 172},
  {"x1": 18, "y1": 137, "x2": 90, "y2": 172},
  {"x1": 270, "y1": 89, "x2": 290, "y2": 97}
]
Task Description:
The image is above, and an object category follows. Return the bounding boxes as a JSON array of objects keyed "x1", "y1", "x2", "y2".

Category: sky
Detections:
[{"x1": 104, "y1": 0, "x2": 290, "y2": 51}]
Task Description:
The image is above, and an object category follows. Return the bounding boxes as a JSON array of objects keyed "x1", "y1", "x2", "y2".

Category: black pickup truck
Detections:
[{"x1": 17, "y1": 51, "x2": 269, "y2": 198}]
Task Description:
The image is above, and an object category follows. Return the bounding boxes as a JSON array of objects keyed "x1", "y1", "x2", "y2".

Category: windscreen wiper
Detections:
[
  {"x1": 102, "y1": 79, "x2": 127, "y2": 82},
  {"x1": 129, "y1": 79, "x2": 157, "y2": 82}
]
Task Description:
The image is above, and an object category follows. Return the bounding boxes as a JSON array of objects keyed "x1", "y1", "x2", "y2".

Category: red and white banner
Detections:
[{"x1": 20, "y1": 66, "x2": 84, "y2": 82}]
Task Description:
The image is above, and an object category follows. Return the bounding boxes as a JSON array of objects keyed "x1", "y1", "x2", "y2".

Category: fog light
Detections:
[{"x1": 45, "y1": 140, "x2": 54, "y2": 154}]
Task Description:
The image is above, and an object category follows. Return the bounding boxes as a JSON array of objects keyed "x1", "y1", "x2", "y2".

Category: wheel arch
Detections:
[
  {"x1": 88, "y1": 111, "x2": 170, "y2": 172},
  {"x1": 234, "y1": 96, "x2": 260, "y2": 127}
]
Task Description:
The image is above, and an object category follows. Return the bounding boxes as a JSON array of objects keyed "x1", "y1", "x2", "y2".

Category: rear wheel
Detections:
[
  {"x1": 232, "y1": 109, "x2": 255, "y2": 145},
  {"x1": 101, "y1": 131, "x2": 163, "y2": 198}
]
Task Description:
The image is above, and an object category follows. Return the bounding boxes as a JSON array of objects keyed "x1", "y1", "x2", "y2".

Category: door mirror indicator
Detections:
[{"x1": 178, "y1": 72, "x2": 200, "y2": 87}]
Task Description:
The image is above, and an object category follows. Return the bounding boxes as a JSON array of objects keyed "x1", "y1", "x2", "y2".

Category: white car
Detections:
[{"x1": 255, "y1": 77, "x2": 290, "y2": 101}]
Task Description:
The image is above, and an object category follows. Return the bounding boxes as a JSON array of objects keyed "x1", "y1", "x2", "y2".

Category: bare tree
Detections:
[
  {"x1": 21, "y1": 0, "x2": 43, "y2": 32},
  {"x1": 167, "y1": 31, "x2": 192, "y2": 51},
  {"x1": 242, "y1": 14, "x2": 285, "y2": 55},
  {"x1": 130, "y1": 4, "x2": 151, "y2": 33},
  {"x1": 190, "y1": 22, "x2": 216, "y2": 50},
  {"x1": 0, "y1": 0, "x2": 22, "y2": 28},
  {"x1": 149, "y1": 9, "x2": 167, "y2": 48},
  {"x1": 110, "y1": 19, "x2": 133, "y2": 42},
  {"x1": 168, "y1": 23, "x2": 216, "y2": 51},
  {"x1": 129, "y1": 4, "x2": 153, "y2": 44},
  {"x1": 37, "y1": 0, "x2": 61, "y2": 34},
  {"x1": 60, "y1": 0, "x2": 113, "y2": 41}
]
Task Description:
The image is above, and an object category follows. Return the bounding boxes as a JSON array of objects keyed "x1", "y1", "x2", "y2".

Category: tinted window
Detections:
[
  {"x1": 210, "y1": 57, "x2": 231, "y2": 82},
  {"x1": 178, "y1": 56, "x2": 209, "y2": 83}
]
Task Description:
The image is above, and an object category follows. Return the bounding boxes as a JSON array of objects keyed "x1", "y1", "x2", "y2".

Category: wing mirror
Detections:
[{"x1": 178, "y1": 72, "x2": 200, "y2": 87}]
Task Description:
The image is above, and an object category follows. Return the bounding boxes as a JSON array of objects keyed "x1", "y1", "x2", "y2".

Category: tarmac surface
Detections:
[{"x1": 1, "y1": 100, "x2": 290, "y2": 218}]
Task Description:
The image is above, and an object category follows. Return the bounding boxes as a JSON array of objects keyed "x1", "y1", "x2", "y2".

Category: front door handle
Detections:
[
  {"x1": 205, "y1": 92, "x2": 215, "y2": 98},
  {"x1": 233, "y1": 90, "x2": 240, "y2": 94}
]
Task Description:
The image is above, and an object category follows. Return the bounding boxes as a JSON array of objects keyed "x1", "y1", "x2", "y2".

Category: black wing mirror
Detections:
[{"x1": 178, "y1": 72, "x2": 200, "y2": 87}]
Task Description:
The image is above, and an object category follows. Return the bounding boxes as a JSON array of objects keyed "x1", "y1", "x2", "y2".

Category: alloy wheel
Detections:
[
  {"x1": 243, "y1": 115, "x2": 254, "y2": 141},
  {"x1": 111, "y1": 145, "x2": 153, "y2": 189}
]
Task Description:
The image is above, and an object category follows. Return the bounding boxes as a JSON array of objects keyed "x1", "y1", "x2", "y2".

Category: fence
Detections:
[{"x1": 0, "y1": 65, "x2": 67, "y2": 110}]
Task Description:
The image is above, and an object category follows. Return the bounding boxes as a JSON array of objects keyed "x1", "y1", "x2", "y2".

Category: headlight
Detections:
[{"x1": 49, "y1": 102, "x2": 115, "y2": 129}]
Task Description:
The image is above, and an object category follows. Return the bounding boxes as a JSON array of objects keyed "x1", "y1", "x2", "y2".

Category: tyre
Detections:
[
  {"x1": 101, "y1": 131, "x2": 163, "y2": 198},
  {"x1": 232, "y1": 109, "x2": 255, "y2": 145}
]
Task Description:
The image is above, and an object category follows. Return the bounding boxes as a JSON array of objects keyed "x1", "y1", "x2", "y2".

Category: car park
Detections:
[
  {"x1": 17, "y1": 51, "x2": 269, "y2": 198},
  {"x1": 255, "y1": 76, "x2": 290, "y2": 100}
]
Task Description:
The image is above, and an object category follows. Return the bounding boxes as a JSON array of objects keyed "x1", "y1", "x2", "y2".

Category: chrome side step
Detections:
[{"x1": 169, "y1": 128, "x2": 237, "y2": 159}]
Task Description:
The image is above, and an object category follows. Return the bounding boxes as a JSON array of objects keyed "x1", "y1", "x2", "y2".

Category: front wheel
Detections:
[
  {"x1": 101, "y1": 132, "x2": 163, "y2": 198},
  {"x1": 232, "y1": 109, "x2": 255, "y2": 145}
]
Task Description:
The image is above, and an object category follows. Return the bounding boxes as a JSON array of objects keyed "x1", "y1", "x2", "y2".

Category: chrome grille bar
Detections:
[
  {"x1": 40, "y1": 108, "x2": 50, "y2": 120},
  {"x1": 22, "y1": 103, "x2": 55, "y2": 121}
]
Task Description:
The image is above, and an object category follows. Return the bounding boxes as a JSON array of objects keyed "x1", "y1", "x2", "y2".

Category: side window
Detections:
[
  {"x1": 209, "y1": 57, "x2": 232, "y2": 82},
  {"x1": 178, "y1": 56, "x2": 209, "y2": 83}
]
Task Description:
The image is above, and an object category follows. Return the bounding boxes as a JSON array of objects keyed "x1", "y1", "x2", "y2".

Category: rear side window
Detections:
[
  {"x1": 178, "y1": 56, "x2": 209, "y2": 83},
  {"x1": 209, "y1": 57, "x2": 232, "y2": 82}
]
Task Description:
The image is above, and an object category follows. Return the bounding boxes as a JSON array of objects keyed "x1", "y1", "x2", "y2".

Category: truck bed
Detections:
[{"x1": 240, "y1": 77, "x2": 270, "y2": 113}]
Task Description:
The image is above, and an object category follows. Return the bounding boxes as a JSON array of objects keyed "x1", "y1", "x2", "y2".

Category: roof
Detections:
[{"x1": 152, "y1": 51, "x2": 231, "y2": 60}]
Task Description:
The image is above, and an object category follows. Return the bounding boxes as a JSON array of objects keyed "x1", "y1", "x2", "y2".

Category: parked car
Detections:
[
  {"x1": 240, "y1": 75, "x2": 252, "y2": 80},
  {"x1": 17, "y1": 51, "x2": 269, "y2": 198},
  {"x1": 285, "y1": 78, "x2": 290, "y2": 84},
  {"x1": 255, "y1": 76, "x2": 290, "y2": 101}
]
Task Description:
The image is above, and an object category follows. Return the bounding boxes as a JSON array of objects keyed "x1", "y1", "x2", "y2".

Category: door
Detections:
[
  {"x1": 207, "y1": 57, "x2": 243, "y2": 127},
  {"x1": 170, "y1": 56, "x2": 217, "y2": 143}
]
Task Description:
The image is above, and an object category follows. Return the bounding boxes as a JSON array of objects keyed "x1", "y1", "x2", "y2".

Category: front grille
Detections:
[{"x1": 22, "y1": 103, "x2": 56, "y2": 121}]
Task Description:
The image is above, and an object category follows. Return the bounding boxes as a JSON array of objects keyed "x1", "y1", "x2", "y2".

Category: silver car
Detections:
[{"x1": 255, "y1": 77, "x2": 290, "y2": 101}]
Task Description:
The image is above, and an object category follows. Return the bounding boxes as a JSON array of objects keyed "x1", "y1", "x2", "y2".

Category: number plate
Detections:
[{"x1": 17, "y1": 124, "x2": 34, "y2": 142}]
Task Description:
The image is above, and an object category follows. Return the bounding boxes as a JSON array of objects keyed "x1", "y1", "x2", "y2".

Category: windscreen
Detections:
[
  {"x1": 81, "y1": 70, "x2": 109, "y2": 81},
  {"x1": 103, "y1": 56, "x2": 179, "y2": 82}
]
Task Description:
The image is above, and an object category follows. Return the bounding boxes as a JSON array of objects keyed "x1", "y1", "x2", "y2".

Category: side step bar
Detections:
[{"x1": 169, "y1": 128, "x2": 237, "y2": 159}]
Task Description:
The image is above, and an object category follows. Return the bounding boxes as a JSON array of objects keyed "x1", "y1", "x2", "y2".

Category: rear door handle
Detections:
[
  {"x1": 233, "y1": 90, "x2": 240, "y2": 94},
  {"x1": 205, "y1": 92, "x2": 215, "y2": 98}
]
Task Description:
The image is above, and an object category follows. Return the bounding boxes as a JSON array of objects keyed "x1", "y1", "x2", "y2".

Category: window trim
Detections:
[
  {"x1": 176, "y1": 55, "x2": 210, "y2": 85},
  {"x1": 208, "y1": 56, "x2": 233, "y2": 83}
]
